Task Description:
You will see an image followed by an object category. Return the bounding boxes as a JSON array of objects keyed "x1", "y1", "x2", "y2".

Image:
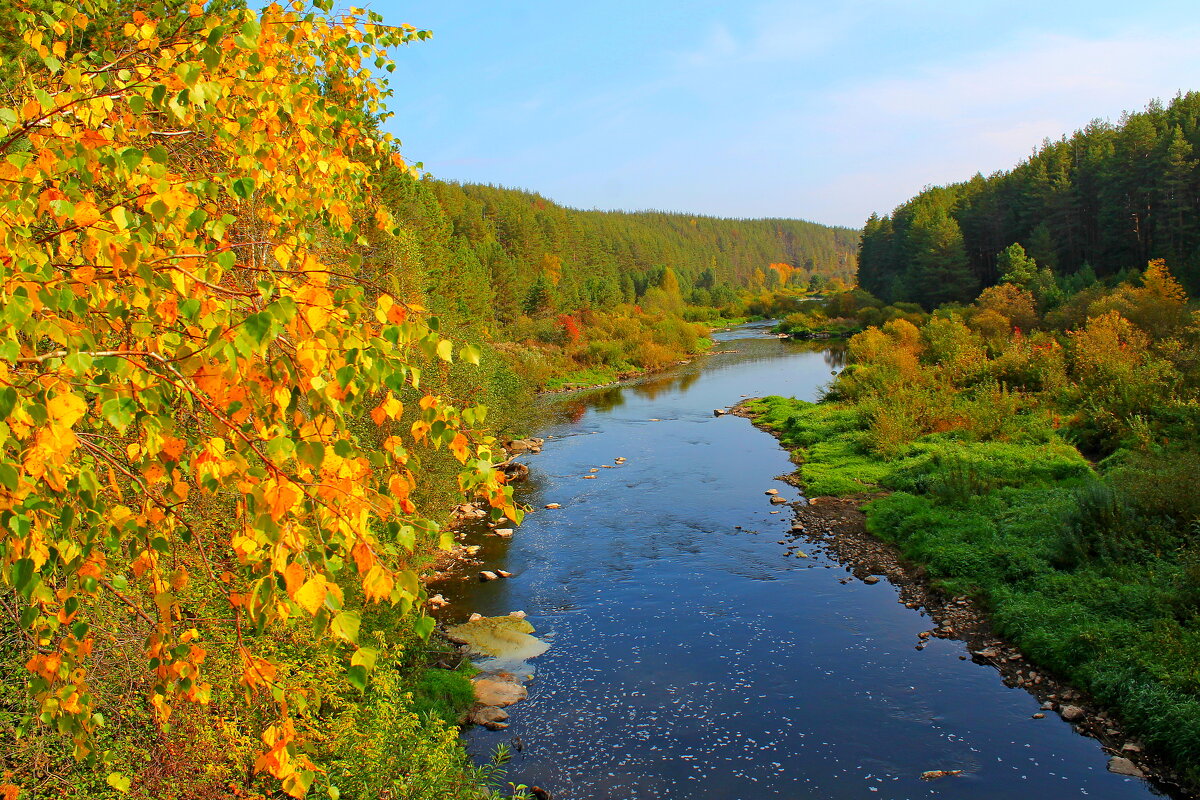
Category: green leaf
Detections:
[
  {"x1": 107, "y1": 772, "x2": 132, "y2": 793},
  {"x1": 459, "y1": 343, "x2": 482, "y2": 365},
  {"x1": 12, "y1": 558, "x2": 35, "y2": 593},
  {"x1": 413, "y1": 614, "x2": 435, "y2": 640},
  {"x1": 347, "y1": 664, "x2": 368, "y2": 691},
  {"x1": 102, "y1": 397, "x2": 138, "y2": 431},
  {"x1": 0, "y1": 462, "x2": 18, "y2": 491},
  {"x1": 436, "y1": 339, "x2": 453, "y2": 362},
  {"x1": 331, "y1": 611, "x2": 360, "y2": 644},
  {"x1": 350, "y1": 646, "x2": 377, "y2": 671},
  {"x1": 231, "y1": 177, "x2": 255, "y2": 198},
  {"x1": 0, "y1": 387, "x2": 17, "y2": 419}
]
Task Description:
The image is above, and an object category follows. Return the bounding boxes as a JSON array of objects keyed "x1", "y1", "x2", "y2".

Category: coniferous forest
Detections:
[{"x1": 859, "y1": 92, "x2": 1200, "y2": 306}]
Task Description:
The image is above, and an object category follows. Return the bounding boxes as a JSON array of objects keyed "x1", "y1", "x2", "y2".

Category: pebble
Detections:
[
  {"x1": 544, "y1": 503, "x2": 561, "y2": 509},
  {"x1": 863, "y1": 575, "x2": 880, "y2": 584}
]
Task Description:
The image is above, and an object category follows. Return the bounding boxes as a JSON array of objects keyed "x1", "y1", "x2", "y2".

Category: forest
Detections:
[{"x1": 858, "y1": 92, "x2": 1200, "y2": 307}]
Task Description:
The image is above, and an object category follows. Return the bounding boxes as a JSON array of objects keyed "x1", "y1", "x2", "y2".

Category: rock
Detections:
[
  {"x1": 1107, "y1": 757, "x2": 1145, "y2": 778},
  {"x1": 765, "y1": 489, "x2": 779, "y2": 496},
  {"x1": 427, "y1": 594, "x2": 449, "y2": 608},
  {"x1": 713, "y1": 408, "x2": 726, "y2": 417},
  {"x1": 920, "y1": 769, "x2": 963, "y2": 781},
  {"x1": 505, "y1": 438, "x2": 544, "y2": 454},
  {"x1": 469, "y1": 706, "x2": 510, "y2": 727},
  {"x1": 974, "y1": 648, "x2": 999, "y2": 659},
  {"x1": 544, "y1": 503, "x2": 561, "y2": 509},
  {"x1": 863, "y1": 575, "x2": 880, "y2": 585},
  {"x1": 468, "y1": 613, "x2": 483, "y2": 622},
  {"x1": 479, "y1": 571, "x2": 499, "y2": 582},
  {"x1": 1040, "y1": 701, "x2": 1054, "y2": 710},
  {"x1": 464, "y1": 545, "x2": 481, "y2": 555},
  {"x1": 493, "y1": 528, "x2": 514, "y2": 538},
  {"x1": 496, "y1": 460, "x2": 530, "y2": 483},
  {"x1": 496, "y1": 570, "x2": 513, "y2": 579},
  {"x1": 1060, "y1": 705, "x2": 1086, "y2": 722},
  {"x1": 614, "y1": 457, "x2": 626, "y2": 462},
  {"x1": 1121, "y1": 743, "x2": 1143, "y2": 754},
  {"x1": 1032, "y1": 713, "x2": 1045, "y2": 719},
  {"x1": 589, "y1": 468, "x2": 599, "y2": 473},
  {"x1": 473, "y1": 678, "x2": 528, "y2": 707},
  {"x1": 582, "y1": 475, "x2": 596, "y2": 479},
  {"x1": 530, "y1": 788, "x2": 552, "y2": 800},
  {"x1": 769, "y1": 496, "x2": 788, "y2": 505},
  {"x1": 508, "y1": 610, "x2": 527, "y2": 620},
  {"x1": 795, "y1": 551, "x2": 808, "y2": 558}
]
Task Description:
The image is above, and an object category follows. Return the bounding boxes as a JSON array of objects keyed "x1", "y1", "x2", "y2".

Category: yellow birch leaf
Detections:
[{"x1": 293, "y1": 575, "x2": 327, "y2": 615}]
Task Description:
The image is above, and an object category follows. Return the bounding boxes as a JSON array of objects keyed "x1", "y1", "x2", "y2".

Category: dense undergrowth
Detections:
[{"x1": 749, "y1": 260, "x2": 1200, "y2": 789}]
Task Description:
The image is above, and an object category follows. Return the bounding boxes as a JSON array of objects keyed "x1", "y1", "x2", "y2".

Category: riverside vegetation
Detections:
[
  {"x1": 0, "y1": 2, "x2": 856, "y2": 798},
  {"x1": 750, "y1": 99, "x2": 1200, "y2": 791}
]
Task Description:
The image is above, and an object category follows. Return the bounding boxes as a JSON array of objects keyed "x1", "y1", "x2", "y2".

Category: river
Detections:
[{"x1": 437, "y1": 322, "x2": 1165, "y2": 800}]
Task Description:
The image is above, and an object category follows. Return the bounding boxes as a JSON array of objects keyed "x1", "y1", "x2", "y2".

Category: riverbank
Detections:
[{"x1": 740, "y1": 395, "x2": 1199, "y2": 798}]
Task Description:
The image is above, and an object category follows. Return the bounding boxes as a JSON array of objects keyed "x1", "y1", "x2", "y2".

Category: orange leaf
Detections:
[
  {"x1": 351, "y1": 539, "x2": 376, "y2": 574},
  {"x1": 282, "y1": 562, "x2": 305, "y2": 597},
  {"x1": 362, "y1": 564, "x2": 393, "y2": 603},
  {"x1": 73, "y1": 201, "x2": 101, "y2": 228},
  {"x1": 1, "y1": 783, "x2": 20, "y2": 800},
  {"x1": 449, "y1": 432, "x2": 470, "y2": 464}
]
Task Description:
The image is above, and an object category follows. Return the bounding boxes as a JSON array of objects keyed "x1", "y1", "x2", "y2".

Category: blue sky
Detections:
[{"x1": 373, "y1": 1, "x2": 1200, "y2": 228}]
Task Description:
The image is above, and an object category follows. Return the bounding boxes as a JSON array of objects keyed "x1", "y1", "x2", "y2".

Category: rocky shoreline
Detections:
[{"x1": 734, "y1": 400, "x2": 1193, "y2": 798}]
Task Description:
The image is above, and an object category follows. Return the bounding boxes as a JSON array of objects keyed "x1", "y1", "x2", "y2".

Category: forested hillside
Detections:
[
  {"x1": 860, "y1": 92, "x2": 1200, "y2": 306},
  {"x1": 383, "y1": 177, "x2": 858, "y2": 388}
]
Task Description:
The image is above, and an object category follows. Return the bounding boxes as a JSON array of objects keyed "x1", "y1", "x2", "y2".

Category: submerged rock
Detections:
[
  {"x1": 920, "y1": 769, "x2": 963, "y2": 781},
  {"x1": 446, "y1": 615, "x2": 550, "y2": 662},
  {"x1": 473, "y1": 678, "x2": 527, "y2": 707},
  {"x1": 1107, "y1": 757, "x2": 1145, "y2": 778}
]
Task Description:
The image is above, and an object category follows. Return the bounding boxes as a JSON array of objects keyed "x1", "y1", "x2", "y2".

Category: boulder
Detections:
[
  {"x1": 863, "y1": 575, "x2": 880, "y2": 585},
  {"x1": 473, "y1": 678, "x2": 528, "y2": 707},
  {"x1": 479, "y1": 571, "x2": 499, "y2": 582},
  {"x1": 713, "y1": 409, "x2": 726, "y2": 417},
  {"x1": 496, "y1": 570, "x2": 513, "y2": 579},
  {"x1": 493, "y1": 528, "x2": 514, "y2": 538},
  {"x1": 1107, "y1": 757, "x2": 1145, "y2": 778},
  {"x1": 765, "y1": 489, "x2": 779, "y2": 496},
  {"x1": 1060, "y1": 705, "x2": 1086, "y2": 722},
  {"x1": 468, "y1": 612, "x2": 483, "y2": 622},
  {"x1": 544, "y1": 503, "x2": 561, "y2": 509},
  {"x1": 769, "y1": 496, "x2": 788, "y2": 505},
  {"x1": 427, "y1": 594, "x2": 449, "y2": 608},
  {"x1": 469, "y1": 706, "x2": 510, "y2": 727}
]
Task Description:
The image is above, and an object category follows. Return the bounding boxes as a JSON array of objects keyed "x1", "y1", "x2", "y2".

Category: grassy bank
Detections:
[
  {"x1": 744, "y1": 263, "x2": 1200, "y2": 789},
  {"x1": 749, "y1": 395, "x2": 1200, "y2": 787}
]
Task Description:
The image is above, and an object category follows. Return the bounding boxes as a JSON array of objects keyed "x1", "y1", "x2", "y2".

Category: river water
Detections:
[{"x1": 438, "y1": 323, "x2": 1164, "y2": 800}]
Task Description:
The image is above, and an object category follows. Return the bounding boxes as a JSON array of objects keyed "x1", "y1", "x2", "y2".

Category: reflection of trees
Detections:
[
  {"x1": 630, "y1": 367, "x2": 702, "y2": 400},
  {"x1": 824, "y1": 345, "x2": 847, "y2": 369}
]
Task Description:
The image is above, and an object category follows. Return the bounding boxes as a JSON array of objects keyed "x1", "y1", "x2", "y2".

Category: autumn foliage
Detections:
[{"x1": 0, "y1": 1, "x2": 517, "y2": 795}]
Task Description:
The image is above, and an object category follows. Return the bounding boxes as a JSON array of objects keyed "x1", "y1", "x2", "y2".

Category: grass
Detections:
[{"x1": 747, "y1": 394, "x2": 1200, "y2": 788}]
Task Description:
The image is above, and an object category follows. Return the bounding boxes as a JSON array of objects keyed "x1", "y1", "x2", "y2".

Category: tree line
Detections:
[{"x1": 859, "y1": 92, "x2": 1200, "y2": 307}]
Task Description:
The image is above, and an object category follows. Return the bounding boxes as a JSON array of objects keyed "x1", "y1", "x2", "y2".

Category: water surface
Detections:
[{"x1": 437, "y1": 323, "x2": 1163, "y2": 800}]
